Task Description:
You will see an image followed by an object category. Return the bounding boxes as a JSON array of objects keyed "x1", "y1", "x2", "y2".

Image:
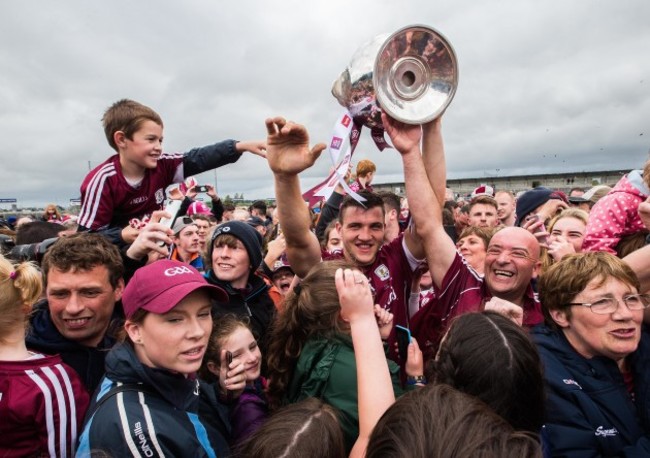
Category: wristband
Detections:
[{"x1": 406, "y1": 375, "x2": 427, "y2": 386}]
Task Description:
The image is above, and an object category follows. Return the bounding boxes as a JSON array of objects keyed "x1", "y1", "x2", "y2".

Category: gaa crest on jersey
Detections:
[
  {"x1": 374, "y1": 264, "x2": 390, "y2": 281},
  {"x1": 155, "y1": 188, "x2": 165, "y2": 204}
]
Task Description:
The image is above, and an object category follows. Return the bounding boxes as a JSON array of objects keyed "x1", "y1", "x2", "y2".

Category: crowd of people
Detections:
[{"x1": 1, "y1": 98, "x2": 649, "y2": 457}]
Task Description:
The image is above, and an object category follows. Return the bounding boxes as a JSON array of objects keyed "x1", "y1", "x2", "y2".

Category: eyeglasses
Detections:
[
  {"x1": 485, "y1": 247, "x2": 537, "y2": 263},
  {"x1": 565, "y1": 294, "x2": 650, "y2": 315}
]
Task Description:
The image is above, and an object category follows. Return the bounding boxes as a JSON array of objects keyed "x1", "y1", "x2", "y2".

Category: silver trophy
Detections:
[{"x1": 332, "y1": 24, "x2": 459, "y2": 128}]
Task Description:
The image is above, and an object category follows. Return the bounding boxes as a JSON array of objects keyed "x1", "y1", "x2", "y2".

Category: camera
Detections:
[
  {"x1": 195, "y1": 185, "x2": 209, "y2": 193},
  {"x1": 7, "y1": 237, "x2": 59, "y2": 264}
]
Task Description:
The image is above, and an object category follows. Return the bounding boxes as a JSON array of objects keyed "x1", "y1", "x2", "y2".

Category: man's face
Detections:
[
  {"x1": 174, "y1": 224, "x2": 201, "y2": 256},
  {"x1": 484, "y1": 228, "x2": 541, "y2": 304},
  {"x1": 468, "y1": 203, "x2": 498, "y2": 228},
  {"x1": 193, "y1": 219, "x2": 210, "y2": 250},
  {"x1": 47, "y1": 265, "x2": 123, "y2": 347},
  {"x1": 118, "y1": 120, "x2": 164, "y2": 170},
  {"x1": 495, "y1": 193, "x2": 515, "y2": 222},
  {"x1": 338, "y1": 205, "x2": 385, "y2": 267}
]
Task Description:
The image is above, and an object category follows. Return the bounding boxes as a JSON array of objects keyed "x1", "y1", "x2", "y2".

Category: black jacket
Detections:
[{"x1": 205, "y1": 271, "x2": 276, "y2": 360}]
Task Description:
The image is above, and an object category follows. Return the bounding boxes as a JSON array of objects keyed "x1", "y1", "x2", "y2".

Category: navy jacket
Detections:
[
  {"x1": 532, "y1": 324, "x2": 650, "y2": 457},
  {"x1": 77, "y1": 343, "x2": 229, "y2": 457},
  {"x1": 26, "y1": 300, "x2": 117, "y2": 394}
]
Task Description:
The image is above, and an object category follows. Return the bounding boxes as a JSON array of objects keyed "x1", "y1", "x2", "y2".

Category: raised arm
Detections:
[
  {"x1": 336, "y1": 268, "x2": 395, "y2": 458},
  {"x1": 381, "y1": 114, "x2": 426, "y2": 260},
  {"x1": 265, "y1": 117, "x2": 327, "y2": 278},
  {"x1": 384, "y1": 114, "x2": 456, "y2": 289}
]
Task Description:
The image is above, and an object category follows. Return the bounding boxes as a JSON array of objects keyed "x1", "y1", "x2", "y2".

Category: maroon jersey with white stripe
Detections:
[
  {"x1": 324, "y1": 233, "x2": 417, "y2": 328},
  {"x1": 78, "y1": 153, "x2": 183, "y2": 231},
  {"x1": 0, "y1": 354, "x2": 90, "y2": 457}
]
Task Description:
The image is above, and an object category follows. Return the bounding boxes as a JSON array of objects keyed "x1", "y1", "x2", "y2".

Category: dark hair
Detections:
[
  {"x1": 538, "y1": 251, "x2": 640, "y2": 329},
  {"x1": 265, "y1": 260, "x2": 352, "y2": 410},
  {"x1": 102, "y1": 99, "x2": 163, "y2": 151},
  {"x1": 41, "y1": 233, "x2": 124, "y2": 289},
  {"x1": 442, "y1": 208, "x2": 455, "y2": 226},
  {"x1": 338, "y1": 191, "x2": 385, "y2": 224},
  {"x1": 377, "y1": 191, "x2": 401, "y2": 214},
  {"x1": 427, "y1": 311, "x2": 545, "y2": 433},
  {"x1": 234, "y1": 398, "x2": 345, "y2": 458},
  {"x1": 250, "y1": 200, "x2": 268, "y2": 216},
  {"x1": 366, "y1": 384, "x2": 542, "y2": 458},
  {"x1": 443, "y1": 200, "x2": 457, "y2": 213},
  {"x1": 615, "y1": 230, "x2": 649, "y2": 258},
  {"x1": 199, "y1": 314, "x2": 252, "y2": 383},
  {"x1": 15, "y1": 221, "x2": 66, "y2": 245}
]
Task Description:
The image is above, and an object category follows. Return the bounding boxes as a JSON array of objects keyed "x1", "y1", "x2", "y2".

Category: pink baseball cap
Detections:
[
  {"x1": 187, "y1": 201, "x2": 212, "y2": 216},
  {"x1": 122, "y1": 260, "x2": 227, "y2": 319}
]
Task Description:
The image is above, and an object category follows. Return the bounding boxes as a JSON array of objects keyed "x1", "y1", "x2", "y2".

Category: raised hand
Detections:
[
  {"x1": 335, "y1": 267, "x2": 374, "y2": 323},
  {"x1": 405, "y1": 337, "x2": 424, "y2": 378},
  {"x1": 381, "y1": 112, "x2": 422, "y2": 156},
  {"x1": 547, "y1": 234, "x2": 576, "y2": 261},
  {"x1": 484, "y1": 297, "x2": 524, "y2": 326},
  {"x1": 374, "y1": 304, "x2": 394, "y2": 340},
  {"x1": 126, "y1": 210, "x2": 173, "y2": 260},
  {"x1": 219, "y1": 349, "x2": 246, "y2": 400},
  {"x1": 265, "y1": 117, "x2": 326, "y2": 177},
  {"x1": 236, "y1": 140, "x2": 268, "y2": 158}
]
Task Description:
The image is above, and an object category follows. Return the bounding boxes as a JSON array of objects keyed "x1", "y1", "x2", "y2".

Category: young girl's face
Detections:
[{"x1": 222, "y1": 326, "x2": 261, "y2": 382}]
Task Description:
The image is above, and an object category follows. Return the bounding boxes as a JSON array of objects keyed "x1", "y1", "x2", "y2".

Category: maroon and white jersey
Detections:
[
  {"x1": 324, "y1": 232, "x2": 419, "y2": 329},
  {"x1": 410, "y1": 252, "x2": 543, "y2": 362},
  {"x1": 0, "y1": 354, "x2": 90, "y2": 457},
  {"x1": 78, "y1": 153, "x2": 184, "y2": 231}
]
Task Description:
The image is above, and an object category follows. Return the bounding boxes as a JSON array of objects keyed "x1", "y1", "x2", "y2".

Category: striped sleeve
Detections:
[
  {"x1": 78, "y1": 161, "x2": 117, "y2": 230},
  {"x1": 79, "y1": 386, "x2": 167, "y2": 458},
  {"x1": 25, "y1": 364, "x2": 88, "y2": 458}
]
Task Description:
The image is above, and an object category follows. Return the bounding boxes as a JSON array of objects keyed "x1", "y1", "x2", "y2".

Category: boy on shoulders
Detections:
[{"x1": 78, "y1": 99, "x2": 265, "y2": 245}]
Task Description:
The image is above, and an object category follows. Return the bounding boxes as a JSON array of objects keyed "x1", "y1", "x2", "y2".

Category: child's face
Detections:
[
  {"x1": 222, "y1": 326, "x2": 261, "y2": 382},
  {"x1": 120, "y1": 120, "x2": 163, "y2": 170}
]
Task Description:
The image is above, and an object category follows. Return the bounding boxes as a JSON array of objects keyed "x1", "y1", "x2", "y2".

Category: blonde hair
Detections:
[
  {"x1": 540, "y1": 208, "x2": 589, "y2": 274},
  {"x1": 0, "y1": 254, "x2": 43, "y2": 341}
]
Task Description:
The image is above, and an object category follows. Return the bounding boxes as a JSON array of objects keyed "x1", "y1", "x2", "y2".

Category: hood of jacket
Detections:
[{"x1": 612, "y1": 170, "x2": 650, "y2": 198}]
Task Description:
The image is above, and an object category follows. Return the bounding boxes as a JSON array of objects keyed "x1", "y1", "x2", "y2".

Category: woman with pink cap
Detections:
[{"x1": 77, "y1": 260, "x2": 233, "y2": 457}]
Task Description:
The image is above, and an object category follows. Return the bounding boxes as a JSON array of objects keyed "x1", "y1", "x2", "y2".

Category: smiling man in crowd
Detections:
[{"x1": 26, "y1": 233, "x2": 126, "y2": 393}]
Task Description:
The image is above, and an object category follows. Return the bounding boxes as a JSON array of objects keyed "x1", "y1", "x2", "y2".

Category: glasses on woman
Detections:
[{"x1": 565, "y1": 294, "x2": 650, "y2": 314}]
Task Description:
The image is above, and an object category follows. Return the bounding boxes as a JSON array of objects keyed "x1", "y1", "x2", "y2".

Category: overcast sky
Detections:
[{"x1": 1, "y1": 0, "x2": 649, "y2": 208}]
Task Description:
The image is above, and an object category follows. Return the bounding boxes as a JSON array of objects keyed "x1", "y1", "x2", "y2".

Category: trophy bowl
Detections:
[{"x1": 332, "y1": 24, "x2": 458, "y2": 128}]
